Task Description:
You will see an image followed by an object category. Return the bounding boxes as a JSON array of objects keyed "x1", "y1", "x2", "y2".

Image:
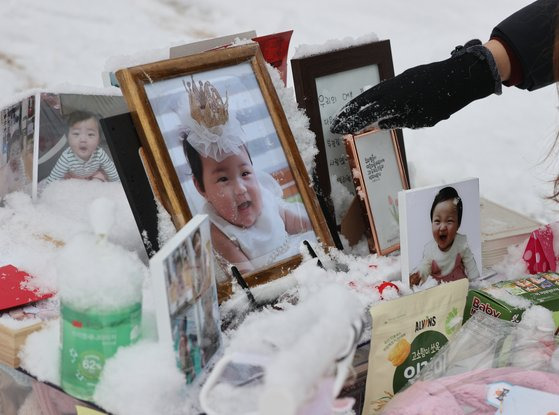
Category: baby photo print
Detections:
[
  {"x1": 36, "y1": 93, "x2": 128, "y2": 197},
  {"x1": 398, "y1": 178, "x2": 481, "y2": 287}
]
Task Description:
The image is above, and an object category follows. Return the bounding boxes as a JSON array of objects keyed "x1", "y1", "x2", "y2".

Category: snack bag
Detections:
[{"x1": 362, "y1": 279, "x2": 469, "y2": 415}]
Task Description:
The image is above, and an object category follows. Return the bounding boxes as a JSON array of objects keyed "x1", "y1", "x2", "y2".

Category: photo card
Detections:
[
  {"x1": 150, "y1": 214, "x2": 222, "y2": 384},
  {"x1": 345, "y1": 128, "x2": 409, "y2": 255},
  {"x1": 36, "y1": 92, "x2": 128, "y2": 198},
  {"x1": 398, "y1": 178, "x2": 482, "y2": 288},
  {"x1": 116, "y1": 43, "x2": 334, "y2": 288},
  {"x1": 0, "y1": 95, "x2": 36, "y2": 201}
]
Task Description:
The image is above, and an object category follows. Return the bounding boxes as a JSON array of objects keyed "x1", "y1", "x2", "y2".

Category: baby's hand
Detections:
[
  {"x1": 90, "y1": 170, "x2": 107, "y2": 182},
  {"x1": 409, "y1": 272, "x2": 422, "y2": 286}
]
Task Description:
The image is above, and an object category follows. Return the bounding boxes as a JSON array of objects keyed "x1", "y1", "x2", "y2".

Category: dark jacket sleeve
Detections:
[{"x1": 491, "y1": 0, "x2": 558, "y2": 90}]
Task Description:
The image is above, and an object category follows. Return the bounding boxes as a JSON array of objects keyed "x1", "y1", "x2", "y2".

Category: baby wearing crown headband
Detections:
[
  {"x1": 409, "y1": 186, "x2": 479, "y2": 286},
  {"x1": 182, "y1": 78, "x2": 313, "y2": 274}
]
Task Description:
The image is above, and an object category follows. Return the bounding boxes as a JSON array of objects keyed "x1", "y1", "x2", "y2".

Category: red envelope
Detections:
[
  {"x1": 523, "y1": 225, "x2": 556, "y2": 273},
  {"x1": 0, "y1": 265, "x2": 53, "y2": 311}
]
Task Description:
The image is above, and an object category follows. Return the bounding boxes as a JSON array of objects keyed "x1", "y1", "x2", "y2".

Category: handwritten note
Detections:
[
  {"x1": 364, "y1": 154, "x2": 385, "y2": 183},
  {"x1": 314, "y1": 64, "x2": 381, "y2": 195}
]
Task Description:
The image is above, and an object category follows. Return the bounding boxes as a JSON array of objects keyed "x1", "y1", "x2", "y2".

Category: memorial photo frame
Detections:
[
  {"x1": 116, "y1": 43, "x2": 334, "y2": 287},
  {"x1": 291, "y1": 40, "x2": 408, "y2": 228},
  {"x1": 150, "y1": 214, "x2": 222, "y2": 384},
  {"x1": 345, "y1": 128, "x2": 409, "y2": 255},
  {"x1": 36, "y1": 93, "x2": 128, "y2": 198}
]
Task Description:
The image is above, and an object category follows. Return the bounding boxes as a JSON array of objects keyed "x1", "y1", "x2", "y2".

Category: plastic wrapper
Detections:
[{"x1": 381, "y1": 309, "x2": 559, "y2": 414}]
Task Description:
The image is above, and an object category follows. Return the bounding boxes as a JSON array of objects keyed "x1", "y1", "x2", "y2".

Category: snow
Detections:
[
  {"x1": 57, "y1": 213, "x2": 145, "y2": 311},
  {"x1": 1, "y1": 0, "x2": 559, "y2": 413},
  {"x1": 1, "y1": 0, "x2": 556, "y2": 223},
  {"x1": 94, "y1": 341, "x2": 190, "y2": 415},
  {"x1": 292, "y1": 33, "x2": 380, "y2": 60}
]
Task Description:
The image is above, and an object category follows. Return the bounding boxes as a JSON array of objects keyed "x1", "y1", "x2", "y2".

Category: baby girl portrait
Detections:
[
  {"x1": 144, "y1": 63, "x2": 317, "y2": 276},
  {"x1": 400, "y1": 178, "x2": 482, "y2": 287}
]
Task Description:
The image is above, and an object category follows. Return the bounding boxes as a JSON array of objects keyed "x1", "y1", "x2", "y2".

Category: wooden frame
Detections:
[
  {"x1": 345, "y1": 129, "x2": 409, "y2": 255},
  {"x1": 116, "y1": 43, "x2": 334, "y2": 287},
  {"x1": 291, "y1": 40, "x2": 408, "y2": 226}
]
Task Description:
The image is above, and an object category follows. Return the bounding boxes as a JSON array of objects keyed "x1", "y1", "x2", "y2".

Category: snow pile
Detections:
[
  {"x1": 292, "y1": 33, "x2": 380, "y2": 59},
  {"x1": 19, "y1": 320, "x2": 60, "y2": 384},
  {"x1": 94, "y1": 341, "x2": 190, "y2": 415},
  {"x1": 57, "y1": 198, "x2": 146, "y2": 311},
  {"x1": 0, "y1": 180, "x2": 147, "y2": 294},
  {"x1": 268, "y1": 65, "x2": 318, "y2": 175},
  {"x1": 207, "y1": 284, "x2": 363, "y2": 415}
]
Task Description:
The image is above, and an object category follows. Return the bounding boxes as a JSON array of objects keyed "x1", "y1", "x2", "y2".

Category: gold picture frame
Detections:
[
  {"x1": 116, "y1": 43, "x2": 334, "y2": 288},
  {"x1": 345, "y1": 128, "x2": 409, "y2": 255}
]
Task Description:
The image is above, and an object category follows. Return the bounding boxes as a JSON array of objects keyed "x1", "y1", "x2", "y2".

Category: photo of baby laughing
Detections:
[{"x1": 400, "y1": 178, "x2": 482, "y2": 288}]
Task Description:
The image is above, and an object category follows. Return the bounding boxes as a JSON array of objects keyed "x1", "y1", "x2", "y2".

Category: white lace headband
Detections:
[{"x1": 182, "y1": 76, "x2": 246, "y2": 162}]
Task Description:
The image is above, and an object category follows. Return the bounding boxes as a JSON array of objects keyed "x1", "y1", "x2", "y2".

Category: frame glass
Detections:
[
  {"x1": 116, "y1": 44, "x2": 334, "y2": 287},
  {"x1": 345, "y1": 128, "x2": 409, "y2": 255}
]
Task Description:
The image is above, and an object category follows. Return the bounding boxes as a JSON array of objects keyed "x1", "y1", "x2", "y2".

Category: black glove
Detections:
[{"x1": 330, "y1": 39, "x2": 502, "y2": 132}]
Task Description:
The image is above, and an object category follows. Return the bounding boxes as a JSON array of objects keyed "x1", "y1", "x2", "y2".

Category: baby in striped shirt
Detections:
[{"x1": 45, "y1": 111, "x2": 119, "y2": 184}]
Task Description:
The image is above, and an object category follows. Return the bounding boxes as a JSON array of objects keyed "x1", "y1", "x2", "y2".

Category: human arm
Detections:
[
  {"x1": 459, "y1": 238, "x2": 480, "y2": 280},
  {"x1": 210, "y1": 223, "x2": 254, "y2": 275},
  {"x1": 410, "y1": 244, "x2": 433, "y2": 286},
  {"x1": 330, "y1": 0, "x2": 557, "y2": 133},
  {"x1": 45, "y1": 151, "x2": 71, "y2": 184},
  {"x1": 97, "y1": 148, "x2": 120, "y2": 182}
]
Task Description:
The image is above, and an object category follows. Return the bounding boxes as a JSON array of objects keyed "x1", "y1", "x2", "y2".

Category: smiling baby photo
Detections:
[
  {"x1": 398, "y1": 178, "x2": 481, "y2": 287},
  {"x1": 143, "y1": 61, "x2": 317, "y2": 277}
]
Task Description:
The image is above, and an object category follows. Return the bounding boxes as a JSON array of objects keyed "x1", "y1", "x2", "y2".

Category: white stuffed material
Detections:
[{"x1": 512, "y1": 306, "x2": 556, "y2": 370}]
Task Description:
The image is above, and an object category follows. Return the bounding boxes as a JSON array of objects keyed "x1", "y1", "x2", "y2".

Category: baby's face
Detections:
[
  {"x1": 199, "y1": 148, "x2": 262, "y2": 228},
  {"x1": 431, "y1": 199, "x2": 459, "y2": 252},
  {"x1": 68, "y1": 118, "x2": 100, "y2": 162}
]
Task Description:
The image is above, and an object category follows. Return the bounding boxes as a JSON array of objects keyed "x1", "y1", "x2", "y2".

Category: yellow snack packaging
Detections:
[{"x1": 363, "y1": 279, "x2": 469, "y2": 414}]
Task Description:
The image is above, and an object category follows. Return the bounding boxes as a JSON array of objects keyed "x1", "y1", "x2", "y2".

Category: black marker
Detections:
[
  {"x1": 303, "y1": 240, "x2": 324, "y2": 269},
  {"x1": 231, "y1": 266, "x2": 258, "y2": 310}
]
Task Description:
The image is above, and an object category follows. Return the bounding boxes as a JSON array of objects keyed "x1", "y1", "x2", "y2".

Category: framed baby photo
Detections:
[
  {"x1": 35, "y1": 92, "x2": 128, "y2": 198},
  {"x1": 398, "y1": 178, "x2": 482, "y2": 288},
  {"x1": 345, "y1": 128, "x2": 409, "y2": 255},
  {"x1": 291, "y1": 40, "x2": 408, "y2": 228},
  {"x1": 116, "y1": 43, "x2": 334, "y2": 288},
  {"x1": 150, "y1": 214, "x2": 222, "y2": 384},
  {"x1": 0, "y1": 95, "x2": 35, "y2": 201}
]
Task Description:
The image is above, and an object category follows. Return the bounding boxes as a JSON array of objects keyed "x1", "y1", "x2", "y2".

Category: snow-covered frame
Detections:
[
  {"x1": 345, "y1": 129, "x2": 409, "y2": 255},
  {"x1": 116, "y1": 44, "x2": 334, "y2": 291},
  {"x1": 291, "y1": 40, "x2": 407, "y2": 227}
]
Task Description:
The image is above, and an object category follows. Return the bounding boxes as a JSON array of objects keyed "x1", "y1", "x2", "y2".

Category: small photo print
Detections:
[
  {"x1": 0, "y1": 96, "x2": 35, "y2": 201},
  {"x1": 514, "y1": 279, "x2": 533, "y2": 289},
  {"x1": 399, "y1": 178, "x2": 481, "y2": 287},
  {"x1": 528, "y1": 276, "x2": 546, "y2": 285},
  {"x1": 150, "y1": 215, "x2": 222, "y2": 385},
  {"x1": 172, "y1": 305, "x2": 202, "y2": 384},
  {"x1": 163, "y1": 240, "x2": 195, "y2": 315},
  {"x1": 542, "y1": 273, "x2": 559, "y2": 282},
  {"x1": 36, "y1": 93, "x2": 127, "y2": 195}
]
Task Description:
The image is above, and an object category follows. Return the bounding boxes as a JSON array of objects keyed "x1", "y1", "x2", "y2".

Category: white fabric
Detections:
[
  {"x1": 203, "y1": 186, "x2": 291, "y2": 270},
  {"x1": 183, "y1": 115, "x2": 247, "y2": 163},
  {"x1": 415, "y1": 233, "x2": 479, "y2": 281}
]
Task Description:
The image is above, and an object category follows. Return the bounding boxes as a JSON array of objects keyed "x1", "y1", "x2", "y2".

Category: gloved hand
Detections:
[{"x1": 330, "y1": 39, "x2": 502, "y2": 133}]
